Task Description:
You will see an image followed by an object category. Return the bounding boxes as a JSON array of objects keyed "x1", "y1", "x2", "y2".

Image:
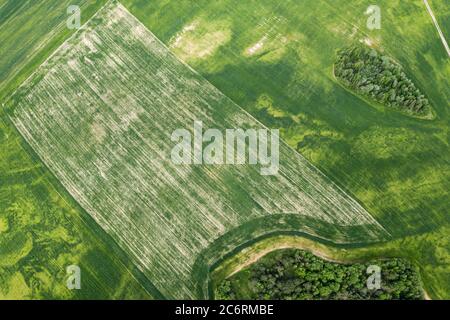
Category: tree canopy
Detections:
[
  {"x1": 334, "y1": 45, "x2": 430, "y2": 115},
  {"x1": 215, "y1": 249, "x2": 423, "y2": 300}
]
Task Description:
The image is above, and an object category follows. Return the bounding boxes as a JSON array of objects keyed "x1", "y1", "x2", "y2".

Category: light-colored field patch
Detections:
[
  {"x1": 169, "y1": 18, "x2": 231, "y2": 62},
  {"x1": 243, "y1": 27, "x2": 304, "y2": 63},
  {"x1": 0, "y1": 272, "x2": 31, "y2": 300},
  {"x1": 244, "y1": 36, "x2": 267, "y2": 56},
  {"x1": 9, "y1": 2, "x2": 387, "y2": 299},
  {"x1": 0, "y1": 216, "x2": 9, "y2": 233},
  {"x1": 360, "y1": 36, "x2": 382, "y2": 48},
  {"x1": 255, "y1": 94, "x2": 288, "y2": 118},
  {"x1": 91, "y1": 117, "x2": 107, "y2": 143}
]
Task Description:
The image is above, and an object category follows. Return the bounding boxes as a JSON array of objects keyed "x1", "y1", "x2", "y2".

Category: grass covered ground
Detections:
[
  {"x1": 120, "y1": 0, "x2": 450, "y2": 298},
  {"x1": 0, "y1": 95, "x2": 155, "y2": 300},
  {"x1": 0, "y1": 0, "x2": 448, "y2": 299},
  {"x1": 0, "y1": 0, "x2": 104, "y2": 102},
  {"x1": 428, "y1": 0, "x2": 450, "y2": 48},
  {"x1": 121, "y1": 0, "x2": 449, "y2": 236},
  {"x1": 8, "y1": 1, "x2": 388, "y2": 299}
]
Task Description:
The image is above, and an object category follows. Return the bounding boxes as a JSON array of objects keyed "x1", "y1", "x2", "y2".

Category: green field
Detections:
[
  {"x1": 121, "y1": 0, "x2": 449, "y2": 235},
  {"x1": 429, "y1": 0, "x2": 450, "y2": 46},
  {"x1": 7, "y1": 1, "x2": 390, "y2": 299},
  {"x1": 0, "y1": 0, "x2": 154, "y2": 299},
  {"x1": 0, "y1": 88, "x2": 154, "y2": 300},
  {"x1": 0, "y1": 0, "x2": 106, "y2": 101},
  {"x1": 1, "y1": 0, "x2": 449, "y2": 299},
  {"x1": 121, "y1": 0, "x2": 449, "y2": 298}
]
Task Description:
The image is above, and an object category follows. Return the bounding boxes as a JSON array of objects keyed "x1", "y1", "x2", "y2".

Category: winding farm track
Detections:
[{"x1": 423, "y1": 0, "x2": 450, "y2": 58}]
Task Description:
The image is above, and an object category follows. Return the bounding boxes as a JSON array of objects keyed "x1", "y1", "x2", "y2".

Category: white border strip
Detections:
[{"x1": 424, "y1": 0, "x2": 450, "y2": 58}]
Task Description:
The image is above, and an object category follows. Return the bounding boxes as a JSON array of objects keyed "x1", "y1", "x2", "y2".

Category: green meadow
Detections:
[
  {"x1": 0, "y1": 0, "x2": 154, "y2": 299},
  {"x1": 0, "y1": 0, "x2": 449, "y2": 299},
  {"x1": 121, "y1": 0, "x2": 450, "y2": 298},
  {"x1": 0, "y1": 96, "x2": 155, "y2": 300},
  {"x1": 8, "y1": 2, "x2": 389, "y2": 299},
  {"x1": 429, "y1": 0, "x2": 450, "y2": 39}
]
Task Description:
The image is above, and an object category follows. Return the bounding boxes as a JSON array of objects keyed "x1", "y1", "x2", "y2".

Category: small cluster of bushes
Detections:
[{"x1": 334, "y1": 45, "x2": 430, "y2": 115}]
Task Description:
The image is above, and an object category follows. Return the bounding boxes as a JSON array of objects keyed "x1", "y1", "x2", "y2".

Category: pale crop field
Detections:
[{"x1": 8, "y1": 1, "x2": 388, "y2": 298}]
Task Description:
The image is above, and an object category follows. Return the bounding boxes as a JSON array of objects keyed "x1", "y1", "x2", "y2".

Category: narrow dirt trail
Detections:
[{"x1": 424, "y1": 0, "x2": 450, "y2": 58}]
